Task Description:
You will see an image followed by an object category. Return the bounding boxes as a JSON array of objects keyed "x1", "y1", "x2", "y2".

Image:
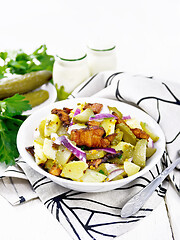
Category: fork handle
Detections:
[{"x1": 121, "y1": 157, "x2": 180, "y2": 218}]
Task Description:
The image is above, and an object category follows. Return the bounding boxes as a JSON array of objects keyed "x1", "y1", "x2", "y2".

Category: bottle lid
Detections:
[
  {"x1": 87, "y1": 39, "x2": 116, "y2": 51},
  {"x1": 56, "y1": 44, "x2": 87, "y2": 61}
]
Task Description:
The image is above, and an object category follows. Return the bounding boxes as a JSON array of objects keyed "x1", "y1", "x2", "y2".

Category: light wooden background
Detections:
[{"x1": 0, "y1": 1, "x2": 179, "y2": 239}]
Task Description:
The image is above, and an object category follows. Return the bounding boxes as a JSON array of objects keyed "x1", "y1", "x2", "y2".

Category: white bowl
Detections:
[{"x1": 17, "y1": 97, "x2": 165, "y2": 192}]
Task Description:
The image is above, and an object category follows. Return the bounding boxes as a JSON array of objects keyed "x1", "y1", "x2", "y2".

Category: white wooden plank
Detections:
[
  {"x1": 0, "y1": 193, "x2": 173, "y2": 240},
  {"x1": 116, "y1": 200, "x2": 173, "y2": 240},
  {"x1": 165, "y1": 183, "x2": 180, "y2": 240},
  {"x1": 0, "y1": 196, "x2": 71, "y2": 240}
]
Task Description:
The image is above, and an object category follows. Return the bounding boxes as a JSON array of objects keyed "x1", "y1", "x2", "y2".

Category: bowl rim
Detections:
[{"x1": 17, "y1": 97, "x2": 166, "y2": 188}]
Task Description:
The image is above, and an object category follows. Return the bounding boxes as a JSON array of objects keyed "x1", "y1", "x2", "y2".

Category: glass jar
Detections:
[
  {"x1": 53, "y1": 48, "x2": 90, "y2": 100},
  {"x1": 87, "y1": 43, "x2": 117, "y2": 75}
]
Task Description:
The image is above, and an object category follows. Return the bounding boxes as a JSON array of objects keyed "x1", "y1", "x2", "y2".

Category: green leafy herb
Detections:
[
  {"x1": 0, "y1": 94, "x2": 31, "y2": 117},
  {"x1": 0, "y1": 45, "x2": 55, "y2": 165},
  {"x1": 56, "y1": 85, "x2": 71, "y2": 100},
  {"x1": 99, "y1": 170, "x2": 105, "y2": 175},
  {"x1": 0, "y1": 45, "x2": 55, "y2": 79},
  {"x1": 80, "y1": 146, "x2": 86, "y2": 150},
  {"x1": 118, "y1": 154, "x2": 123, "y2": 159},
  {"x1": 0, "y1": 94, "x2": 31, "y2": 165}
]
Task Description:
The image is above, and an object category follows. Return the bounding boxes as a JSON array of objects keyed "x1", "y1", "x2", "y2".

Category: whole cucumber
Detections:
[
  {"x1": 0, "y1": 70, "x2": 52, "y2": 99},
  {"x1": 23, "y1": 89, "x2": 49, "y2": 107}
]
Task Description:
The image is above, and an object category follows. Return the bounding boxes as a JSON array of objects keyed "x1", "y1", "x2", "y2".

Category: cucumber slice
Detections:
[{"x1": 133, "y1": 139, "x2": 147, "y2": 168}]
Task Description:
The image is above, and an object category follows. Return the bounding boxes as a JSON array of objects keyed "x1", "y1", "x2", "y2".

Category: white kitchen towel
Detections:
[{"x1": 0, "y1": 72, "x2": 179, "y2": 240}]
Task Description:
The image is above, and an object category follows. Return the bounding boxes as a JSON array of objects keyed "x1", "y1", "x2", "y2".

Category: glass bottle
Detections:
[
  {"x1": 87, "y1": 42, "x2": 117, "y2": 75},
  {"x1": 53, "y1": 47, "x2": 90, "y2": 99}
]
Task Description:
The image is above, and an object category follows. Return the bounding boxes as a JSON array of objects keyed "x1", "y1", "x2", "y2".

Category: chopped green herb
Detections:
[
  {"x1": 99, "y1": 170, "x2": 105, "y2": 175},
  {"x1": 56, "y1": 85, "x2": 71, "y2": 101},
  {"x1": 0, "y1": 45, "x2": 55, "y2": 79},
  {"x1": 118, "y1": 154, "x2": 123, "y2": 159},
  {"x1": 0, "y1": 94, "x2": 31, "y2": 117},
  {"x1": 80, "y1": 145, "x2": 86, "y2": 150}
]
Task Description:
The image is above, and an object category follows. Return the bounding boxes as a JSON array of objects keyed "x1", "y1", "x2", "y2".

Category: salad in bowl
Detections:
[{"x1": 17, "y1": 97, "x2": 165, "y2": 192}]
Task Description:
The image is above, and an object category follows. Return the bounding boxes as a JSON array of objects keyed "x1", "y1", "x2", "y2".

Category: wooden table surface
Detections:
[{"x1": 0, "y1": 1, "x2": 179, "y2": 239}]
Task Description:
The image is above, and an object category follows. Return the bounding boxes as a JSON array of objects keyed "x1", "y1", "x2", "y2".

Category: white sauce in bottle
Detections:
[
  {"x1": 87, "y1": 42, "x2": 117, "y2": 75},
  {"x1": 53, "y1": 47, "x2": 90, "y2": 94}
]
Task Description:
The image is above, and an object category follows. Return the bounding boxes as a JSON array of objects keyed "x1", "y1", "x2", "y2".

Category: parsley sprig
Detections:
[
  {"x1": 0, "y1": 45, "x2": 55, "y2": 78},
  {"x1": 0, "y1": 45, "x2": 55, "y2": 165},
  {"x1": 0, "y1": 94, "x2": 31, "y2": 165}
]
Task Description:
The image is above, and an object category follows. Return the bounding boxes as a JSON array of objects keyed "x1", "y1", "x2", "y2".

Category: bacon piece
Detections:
[
  {"x1": 87, "y1": 151, "x2": 123, "y2": 169},
  {"x1": 49, "y1": 165, "x2": 61, "y2": 176},
  {"x1": 70, "y1": 126, "x2": 116, "y2": 148},
  {"x1": 131, "y1": 128, "x2": 149, "y2": 140},
  {"x1": 68, "y1": 154, "x2": 76, "y2": 162},
  {"x1": 112, "y1": 112, "x2": 128, "y2": 125},
  {"x1": 101, "y1": 151, "x2": 123, "y2": 163},
  {"x1": 86, "y1": 120, "x2": 101, "y2": 127},
  {"x1": 51, "y1": 108, "x2": 70, "y2": 127},
  {"x1": 83, "y1": 103, "x2": 103, "y2": 114},
  {"x1": 87, "y1": 159, "x2": 102, "y2": 169},
  {"x1": 105, "y1": 134, "x2": 117, "y2": 143},
  {"x1": 25, "y1": 146, "x2": 35, "y2": 157},
  {"x1": 113, "y1": 111, "x2": 149, "y2": 140},
  {"x1": 71, "y1": 126, "x2": 105, "y2": 148},
  {"x1": 63, "y1": 107, "x2": 73, "y2": 114}
]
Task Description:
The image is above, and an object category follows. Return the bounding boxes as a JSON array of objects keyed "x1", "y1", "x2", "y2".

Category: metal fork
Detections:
[{"x1": 121, "y1": 150, "x2": 180, "y2": 218}]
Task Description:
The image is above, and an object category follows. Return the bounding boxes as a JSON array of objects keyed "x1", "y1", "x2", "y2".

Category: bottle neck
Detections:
[
  {"x1": 55, "y1": 55, "x2": 88, "y2": 67},
  {"x1": 87, "y1": 46, "x2": 116, "y2": 56}
]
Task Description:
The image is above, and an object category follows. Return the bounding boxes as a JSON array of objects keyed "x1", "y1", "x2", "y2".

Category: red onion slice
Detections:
[
  {"x1": 91, "y1": 148, "x2": 116, "y2": 154},
  {"x1": 105, "y1": 163, "x2": 119, "y2": 172},
  {"x1": 148, "y1": 138, "x2": 154, "y2": 148},
  {"x1": 54, "y1": 135, "x2": 86, "y2": 162},
  {"x1": 107, "y1": 169, "x2": 124, "y2": 181},
  {"x1": 89, "y1": 113, "x2": 118, "y2": 121},
  {"x1": 122, "y1": 115, "x2": 131, "y2": 120},
  {"x1": 127, "y1": 157, "x2": 133, "y2": 162},
  {"x1": 70, "y1": 108, "x2": 81, "y2": 126},
  {"x1": 74, "y1": 108, "x2": 81, "y2": 116}
]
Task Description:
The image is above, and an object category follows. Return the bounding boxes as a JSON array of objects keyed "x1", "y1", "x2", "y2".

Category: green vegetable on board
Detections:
[
  {"x1": 116, "y1": 122, "x2": 137, "y2": 145},
  {"x1": 108, "y1": 106, "x2": 123, "y2": 119},
  {"x1": 0, "y1": 94, "x2": 31, "y2": 165},
  {"x1": 0, "y1": 70, "x2": 52, "y2": 99},
  {"x1": 73, "y1": 108, "x2": 94, "y2": 123},
  {"x1": 0, "y1": 45, "x2": 72, "y2": 101},
  {"x1": 56, "y1": 85, "x2": 71, "y2": 101},
  {"x1": 140, "y1": 122, "x2": 159, "y2": 142},
  {"x1": 23, "y1": 89, "x2": 49, "y2": 108},
  {"x1": 133, "y1": 139, "x2": 147, "y2": 168}
]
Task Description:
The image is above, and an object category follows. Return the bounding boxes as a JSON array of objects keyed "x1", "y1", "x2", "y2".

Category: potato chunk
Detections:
[
  {"x1": 124, "y1": 161, "x2": 140, "y2": 177},
  {"x1": 101, "y1": 118, "x2": 116, "y2": 136},
  {"x1": 61, "y1": 161, "x2": 88, "y2": 181},
  {"x1": 80, "y1": 169, "x2": 106, "y2": 182},
  {"x1": 34, "y1": 136, "x2": 45, "y2": 145},
  {"x1": 44, "y1": 114, "x2": 61, "y2": 137},
  {"x1": 34, "y1": 142, "x2": 47, "y2": 165},
  {"x1": 38, "y1": 119, "x2": 46, "y2": 137},
  {"x1": 43, "y1": 138, "x2": 57, "y2": 160},
  {"x1": 125, "y1": 118, "x2": 141, "y2": 129},
  {"x1": 140, "y1": 122, "x2": 159, "y2": 142},
  {"x1": 112, "y1": 141, "x2": 134, "y2": 152},
  {"x1": 56, "y1": 145, "x2": 72, "y2": 167}
]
